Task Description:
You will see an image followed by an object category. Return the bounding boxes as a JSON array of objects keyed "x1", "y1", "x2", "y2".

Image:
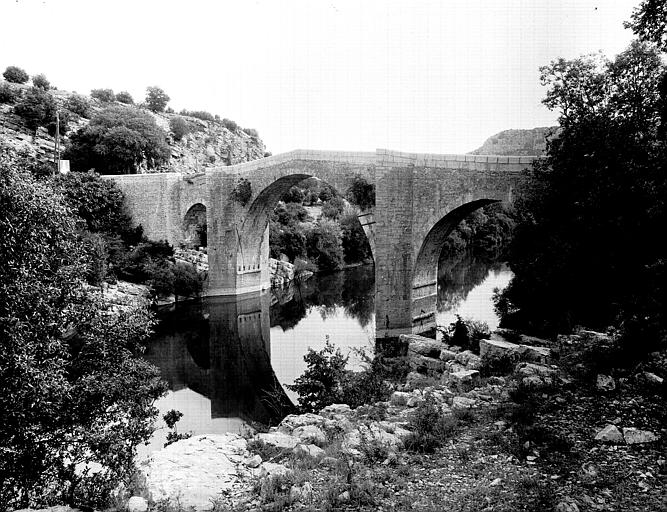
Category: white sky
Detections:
[{"x1": 1, "y1": 0, "x2": 638, "y2": 154}]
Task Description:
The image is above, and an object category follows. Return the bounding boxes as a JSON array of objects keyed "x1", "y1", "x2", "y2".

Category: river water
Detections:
[{"x1": 141, "y1": 252, "x2": 512, "y2": 452}]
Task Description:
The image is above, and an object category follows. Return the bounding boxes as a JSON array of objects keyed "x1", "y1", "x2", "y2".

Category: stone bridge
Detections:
[{"x1": 107, "y1": 149, "x2": 534, "y2": 339}]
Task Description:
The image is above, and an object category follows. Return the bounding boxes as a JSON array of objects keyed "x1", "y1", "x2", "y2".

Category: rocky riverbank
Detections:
[{"x1": 130, "y1": 329, "x2": 666, "y2": 512}]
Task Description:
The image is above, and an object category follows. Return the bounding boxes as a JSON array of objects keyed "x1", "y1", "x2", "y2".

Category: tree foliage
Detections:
[
  {"x1": 346, "y1": 174, "x2": 375, "y2": 210},
  {"x1": 625, "y1": 0, "x2": 667, "y2": 51},
  {"x1": 497, "y1": 41, "x2": 667, "y2": 352},
  {"x1": 306, "y1": 219, "x2": 344, "y2": 272},
  {"x1": 65, "y1": 105, "x2": 170, "y2": 174},
  {"x1": 65, "y1": 93, "x2": 91, "y2": 117},
  {"x1": 115, "y1": 91, "x2": 134, "y2": 104},
  {"x1": 169, "y1": 115, "x2": 190, "y2": 141},
  {"x1": 0, "y1": 148, "x2": 166, "y2": 509},
  {"x1": 145, "y1": 86, "x2": 170, "y2": 113},
  {"x1": 90, "y1": 88, "x2": 115, "y2": 103},
  {"x1": 13, "y1": 86, "x2": 57, "y2": 133},
  {"x1": 0, "y1": 82, "x2": 19, "y2": 104},
  {"x1": 32, "y1": 73, "x2": 50, "y2": 90},
  {"x1": 3, "y1": 65, "x2": 29, "y2": 84}
]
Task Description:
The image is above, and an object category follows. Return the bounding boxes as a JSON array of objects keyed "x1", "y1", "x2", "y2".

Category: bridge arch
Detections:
[
  {"x1": 411, "y1": 199, "x2": 500, "y2": 334},
  {"x1": 183, "y1": 202, "x2": 207, "y2": 248}
]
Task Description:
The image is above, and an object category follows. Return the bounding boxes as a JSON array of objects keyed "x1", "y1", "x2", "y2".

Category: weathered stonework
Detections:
[{"x1": 106, "y1": 148, "x2": 534, "y2": 339}]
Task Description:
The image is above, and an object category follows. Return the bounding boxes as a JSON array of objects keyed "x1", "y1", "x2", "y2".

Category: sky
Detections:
[{"x1": 0, "y1": 0, "x2": 639, "y2": 154}]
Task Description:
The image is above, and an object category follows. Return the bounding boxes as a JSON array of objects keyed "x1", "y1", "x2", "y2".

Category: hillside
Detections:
[
  {"x1": 469, "y1": 126, "x2": 559, "y2": 156},
  {"x1": 0, "y1": 81, "x2": 267, "y2": 173}
]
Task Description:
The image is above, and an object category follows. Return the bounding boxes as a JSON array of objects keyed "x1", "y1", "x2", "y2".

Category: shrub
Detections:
[
  {"x1": 230, "y1": 178, "x2": 252, "y2": 205},
  {"x1": 13, "y1": 87, "x2": 56, "y2": 133},
  {"x1": 404, "y1": 394, "x2": 458, "y2": 452},
  {"x1": 115, "y1": 91, "x2": 134, "y2": 104},
  {"x1": 90, "y1": 88, "x2": 115, "y2": 103},
  {"x1": 222, "y1": 118, "x2": 238, "y2": 131},
  {"x1": 169, "y1": 116, "x2": 190, "y2": 141},
  {"x1": 0, "y1": 82, "x2": 19, "y2": 104},
  {"x1": 286, "y1": 338, "x2": 348, "y2": 412},
  {"x1": 145, "y1": 86, "x2": 169, "y2": 113},
  {"x1": 173, "y1": 262, "x2": 203, "y2": 299},
  {"x1": 340, "y1": 211, "x2": 372, "y2": 263},
  {"x1": 65, "y1": 105, "x2": 171, "y2": 174},
  {"x1": 65, "y1": 93, "x2": 91, "y2": 117},
  {"x1": 243, "y1": 127, "x2": 259, "y2": 138},
  {"x1": 3, "y1": 65, "x2": 29, "y2": 84},
  {"x1": 282, "y1": 185, "x2": 305, "y2": 204},
  {"x1": 321, "y1": 196, "x2": 346, "y2": 221},
  {"x1": 306, "y1": 219, "x2": 344, "y2": 272},
  {"x1": 32, "y1": 73, "x2": 50, "y2": 89},
  {"x1": 346, "y1": 174, "x2": 375, "y2": 210},
  {"x1": 179, "y1": 109, "x2": 215, "y2": 122}
]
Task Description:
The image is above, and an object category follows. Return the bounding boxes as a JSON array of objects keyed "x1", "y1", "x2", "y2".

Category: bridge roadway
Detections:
[{"x1": 107, "y1": 148, "x2": 534, "y2": 339}]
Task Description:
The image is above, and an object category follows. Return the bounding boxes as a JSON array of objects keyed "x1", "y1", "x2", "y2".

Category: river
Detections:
[{"x1": 140, "y1": 252, "x2": 512, "y2": 452}]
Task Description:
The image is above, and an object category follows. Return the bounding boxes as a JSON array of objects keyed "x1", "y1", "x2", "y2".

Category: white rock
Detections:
[
  {"x1": 641, "y1": 372, "x2": 664, "y2": 386},
  {"x1": 260, "y1": 461, "x2": 291, "y2": 478},
  {"x1": 246, "y1": 454, "x2": 262, "y2": 468},
  {"x1": 480, "y1": 338, "x2": 551, "y2": 364},
  {"x1": 451, "y1": 396, "x2": 477, "y2": 409},
  {"x1": 489, "y1": 478, "x2": 502, "y2": 487},
  {"x1": 292, "y1": 425, "x2": 327, "y2": 445},
  {"x1": 257, "y1": 432, "x2": 300, "y2": 449},
  {"x1": 623, "y1": 427, "x2": 659, "y2": 445},
  {"x1": 439, "y1": 348, "x2": 458, "y2": 361},
  {"x1": 127, "y1": 496, "x2": 148, "y2": 512},
  {"x1": 447, "y1": 369, "x2": 481, "y2": 392},
  {"x1": 279, "y1": 413, "x2": 325, "y2": 432},
  {"x1": 400, "y1": 333, "x2": 443, "y2": 358},
  {"x1": 594, "y1": 424, "x2": 624, "y2": 443},
  {"x1": 390, "y1": 391, "x2": 412, "y2": 406},
  {"x1": 515, "y1": 362, "x2": 558, "y2": 389},
  {"x1": 293, "y1": 443, "x2": 325, "y2": 459},
  {"x1": 596, "y1": 374, "x2": 616, "y2": 392},
  {"x1": 319, "y1": 404, "x2": 351, "y2": 416},
  {"x1": 455, "y1": 350, "x2": 482, "y2": 370},
  {"x1": 409, "y1": 355, "x2": 445, "y2": 373},
  {"x1": 555, "y1": 499, "x2": 580, "y2": 512},
  {"x1": 406, "y1": 395, "x2": 424, "y2": 407}
]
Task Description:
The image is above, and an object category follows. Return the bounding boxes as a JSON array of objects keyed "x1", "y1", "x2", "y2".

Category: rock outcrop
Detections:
[{"x1": 469, "y1": 126, "x2": 558, "y2": 156}]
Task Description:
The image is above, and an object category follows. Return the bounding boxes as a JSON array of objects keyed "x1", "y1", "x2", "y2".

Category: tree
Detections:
[
  {"x1": 169, "y1": 115, "x2": 190, "y2": 141},
  {"x1": 321, "y1": 196, "x2": 346, "y2": 221},
  {"x1": 497, "y1": 41, "x2": 667, "y2": 353},
  {"x1": 13, "y1": 86, "x2": 57, "y2": 133},
  {"x1": 3, "y1": 65, "x2": 29, "y2": 83},
  {"x1": 65, "y1": 105, "x2": 171, "y2": 174},
  {"x1": 0, "y1": 82, "x2": 19, "y2": 104},
  {"x1": 90, "y1": 88, "x2": 115, "y2": 103},
  {"x1": 32, "y1": 73, "x2": 50, "y2": 89},
  {"x1": 340, "y1": 211, "x2": 372, "y2": 263},
  {"x1": 115, "y1": 91, "x2": 134, "y2": 104},
  {"x1": 145, "y1": 86, "x2": 170, "y2": 113},
  {"x1": 346, "y1": 174, "x2": 375, "y2": 210},
  {"x1": 65, "y1": 93, "x2": 91, "y2": 117},
  {"x1": 306, "y1": 219, "x2": 344, "y2": 272},
  {"x1": 0, "y1": 147, "x2": 166, "y2": 509},
  {"x1": 282, "y1": 185, "x2": 305, "y2": 204},
  {"x1": 625, "y1": 0, "x2": 667, "y2": 51}
]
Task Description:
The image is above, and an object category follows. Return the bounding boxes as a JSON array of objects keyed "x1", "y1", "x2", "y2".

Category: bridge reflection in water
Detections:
[{"x1": 144, "y1": 293, "x2": 295, "y2": 442}]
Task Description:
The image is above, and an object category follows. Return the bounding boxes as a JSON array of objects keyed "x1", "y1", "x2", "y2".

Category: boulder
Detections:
[
  {"x1": 439, "y1": 348, "x2": 458, "y2": 361},
  {"x1": 409, "y1": 355, "x2": 445, "y2": 373},
  {"x1": 623, "y1": 427, "x2": 659, "y2": 445},
  {"x1": 639, "y1": 371, "x2": 664, "y2": 386},
  {"x1": 245, "y1": 454, "x2": 262, "y2": 468},
  {"x1": 455, "y1": 350, "x2": 482, "y2": 370},
  {"x1": 390, "y1": 391, "x2": 412, "y2": 406},
  {"x1": 279, "y1": 413, "x2": 325, "y2": 432},
  {"x1": 400, "y1": 333, "x2": 443, "y2": 358},
  {"x1": 596, "y1": 374, "x2": 616, "y2": 392},
  {"x1": 515, "y1": 362, "x2": 558, "y2": 390},
  {"x1": 480, "y1": 338, "x2": 551, "y2": 364},
  {"x1": 446, "y1": 369, "x2": 481, "y2": 392},
  {"x1": 319, "y1": 404, "x2": 351, "y2": 417},
  {"x1": 292, "y1": 425, "x2": 327, "y2": 446},
  {"x1": 405, "y1": 371, "x2": 430, "y2": 387},
  {"x1": 260, "y1": 462, "x2": 291, "y2": 478},
  {"x1": 293, "y1": 443, "x2": 325, "y2": 459},
  {"x1": 594, "y1": 424, "x2": 624, "y2": 444},
  {"x1": 451, "y1": 396, "x2": 477, "y2": 409},
  {"x1": 127, "y1": 496, "x2": 148, "y2": 512},
  {"x1": 257, "y1": 432, "x2": 300, "y2": 449}
]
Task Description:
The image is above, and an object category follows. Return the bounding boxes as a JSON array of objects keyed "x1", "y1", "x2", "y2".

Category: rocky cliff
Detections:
[
  {"x1": 0, "y1": 81, "x2": 267, "y2": 173},
  {"x1": 469, "y1": 126, "x2": 559, "y2": 157}
]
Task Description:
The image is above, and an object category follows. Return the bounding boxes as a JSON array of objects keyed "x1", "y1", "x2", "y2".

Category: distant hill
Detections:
[
  {"x1": 0, "y1": 81, "x2": 267, "y2": 173},
  {"x1": 469, "y1": 127, "x2": 559, "y2": 157}
]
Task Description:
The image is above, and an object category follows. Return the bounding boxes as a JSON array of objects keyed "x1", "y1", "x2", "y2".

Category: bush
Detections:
[
  {"x1": 404, "y1": 394, "x2": 459, "y2": 453},
  {"x1": 65, "y1": 93, "x2": 91, "y2": 117},
  {"x1": 222, "y1": 118, "x2": 238, "y2": 131},
  {"x1": 173, "y1": 262, "x2": 203, "y2": 299},
  {"x1": 346, "y1": 174, "x2": 375, "y2": 210},
  {"x1": 32, "y1": 73, "x2": 50, "y2": 89},
  {"x1": 230, "y1": 178, "x2": 252, "y2": 205},
  {"x1": 115, "y1": 91, "x2": 134, "y2": 104},
  {"x1": 321, "y1": 196, "x2": 346, "y2": 221},
  {"x1": 13, "y1": 87, "x2": 56, "y2": 133},
  {"x1": 0, "y1": 82, "x2": 19, "y2": 104},
  {"x1": 282, "y1": 186, "x2": 305, "y2": 204},
  {"x1": 439, "y1": 315, "x2": 490, "y2": 353},
  {"x1": 340, "y1": 211, "x2": 372, "y2": 263},
  {"x1": 286, "y1": 338, "x2": 348, "y2": 412},
  {"x1": 145, "y1": 86, "x2": 169, "y2": 113},
  {"x1": 65, "y1": 105, "x2": 170, "y2": 174},
  {"x1": 90, "y1": 88, "x2": 115, "y2": 103},
  {"x1": 179, "y1": 110, "x2": 215, "y2": 122},
  {"x1": 169, "y1": 116, "x2": 190, "y2": 141},
  {"x1": 243, "y1": 127, "x2": 259, "y2": 138},
  {"x1": 3, "y1": 65, "x2": 29, "y2": 84},
  {"x1": 306, "y1": 219, "x2": 344, "y2": 272}
]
